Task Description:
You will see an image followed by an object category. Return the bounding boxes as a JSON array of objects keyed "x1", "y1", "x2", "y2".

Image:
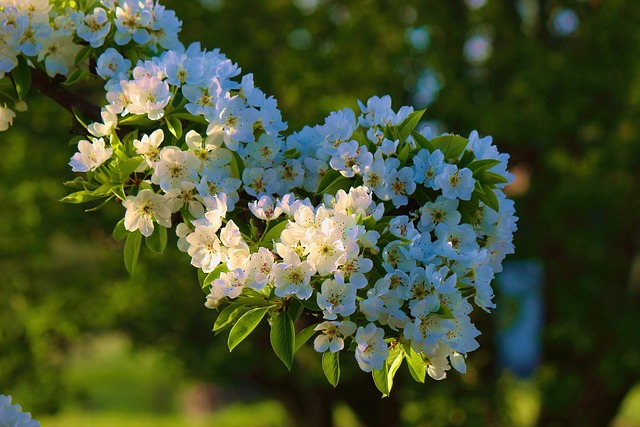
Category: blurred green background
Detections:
[{"x1": 2, "y1": 0, "x2": 640, "y2": 426}]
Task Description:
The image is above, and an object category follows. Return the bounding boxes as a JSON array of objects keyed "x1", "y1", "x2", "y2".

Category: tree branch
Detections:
[{"x1": 28, "y1": 68, "x2": 102, "y2": 125}]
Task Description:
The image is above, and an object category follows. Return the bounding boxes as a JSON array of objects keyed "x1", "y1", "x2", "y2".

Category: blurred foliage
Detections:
[{"x1": 2, "y1": 0, "x2": 640, "y2": 426}]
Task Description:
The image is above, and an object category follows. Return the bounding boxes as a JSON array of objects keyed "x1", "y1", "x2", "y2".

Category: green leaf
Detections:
[
  {"x1": 300, "y1": 295, "x2": 321, "y2": 312},
  {"x1": 373, "y1": 348, "x2": 404, "y2": 397},
  {"x1": 477, "y1": 171, "x2": 509, "y2": 185},
  {"x1": 12, "y1": 56, "x2": 31, "y2": 100},
  {"x1": 287, "y1": 298, "x2": 304, "y2": 321},
  {"x1": 315, "y1": 169, "x2": 342, "y2": 195},
  {"x1": 63, "y1": 68, "x2": 90, "y2": 86},
  {"x1": 145, "y1": 225, "x2": 167, "y2": 254},
  {"x1": 322, "y1": 351, "x2": 340, "y2": 387},
  {"x1": 166, "y1": 116, "x2": 183, "y2": 140},
  {"x1": 412, "y1": 185, "x2": 433, "y2": 205},
  {"x1": 403, "y1": 344, "x2": 426, "y2": 383},
  {"x1": 430, "y1": 134, "x2": 469, "y2": 160},
  {"x1": 119, "y1": 114, "x2": 155, "y2": 127},
  {"x1": 124, "y1": 46, "x2": 140, "y2": 65},
  {"x1": 72, "y1": 107, "x2": 90, "y2": 130},
  {"x1": 260, "y1": 219, "x2": 289, "y2": 246},
  {"x1": 479, "y1": 184, "x2": 500, "y2": 212},
  {"x1": 270, "y1": 310, "x2": 295, "y2": 370},
  {"x1": 74, "y1": 45, "x2": 92, "y2": 65},
  {"x1": 458, "y1": 150, "x2": 476, "y2": 169},
  {"x1": 91, "y1": 182, "x2": 118, "y2": 197},
  {"x1": 84, "y1": 195, "x2": 114, "y2": 212},
  {"x1": 228, "y1": 306, "x2": 270, "y2": 351},
  {"x1": 198, "y1": 269, "x2": 207, "y2": 287},
  {"x1": 201, "y1": 264, "x2": 231, "y2": 291},
  {"x1": 373, "y1": 363, "x2": 390, "y2": 397},
  {"x1": 60, "y1": 190, "x2": 105, "y2": 204},
  {"x1": 323, "y1": 176, "x2": 351, "y2": 196},
  {"x1": 166, "y1": 108, "x2": 209, "y2": 124},
  {"x1": 283, "y1": 148, "x2": 299, "y2": 159},
  {"x1": 63, "y1": 177, "x2": 89, "y2": 189},
  {"x1": 434, "y1": 304, "x2": 456, "y2": 319},
  {"x1": 412, "y1": 131, "x2": 435, "y2": 152},
  {"x1": 399, "y1": 109, "x2": 425, "y2": 143},
  {"x1": 213, "y1": 303, "x2": 248, "y2": 333},
  {"x1": 467, "y1": 159, "x2": 501, "y2": 175},
  {"x1": 351, "y1": 130, "x2": 370, "y2": 148},
  {"x1": 113, "y1": 219, "x2": 128, "y2": 241},
  {"x1": 397, "y1": 142, "x2": 411, "y2": 164},
  {"x1": 118, "y1": 156, "x2": 144, "y2": 181},
  {"x1": 387, "y1": 349, "x2": 404, "y2": 391},
  {"x1": 294, "y1": 324, "x2": 318, "y2": 353},
  {"x1": 111, "y1": 185, "x2": 127, "y2": 201},
  {"x1": 123, "y1": 230, "x2": 142, "y2": 276},
  {"x1": 229, "y1": 150, "x2": 245, "y2": 179}
]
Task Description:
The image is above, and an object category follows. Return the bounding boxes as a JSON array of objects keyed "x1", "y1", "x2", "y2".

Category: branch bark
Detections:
[{"x1": 28, "y1": 67, "x2": 102, "y2": 124}]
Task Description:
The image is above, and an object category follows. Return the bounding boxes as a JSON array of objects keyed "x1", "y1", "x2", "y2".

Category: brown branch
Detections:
[{"x1": 28, "y1": 67, "x2": 102, "y2": 125}]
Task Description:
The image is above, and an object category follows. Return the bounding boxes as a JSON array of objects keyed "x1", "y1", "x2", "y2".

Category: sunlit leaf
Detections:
[
  {"x1": 322, "y1": 351, "x2": 340, "y2": 387},
  {"x1": 228, "y1": 306, "x2": 270, "y2": 351}
]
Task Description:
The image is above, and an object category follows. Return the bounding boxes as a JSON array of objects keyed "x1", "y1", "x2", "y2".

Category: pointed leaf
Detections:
[
  {"x1": 468, "y1": 158, "x2": 501, "y2": 175},
  {"x1": 166, "y1": 116, "x2": 183, "y2": 140},
  {"x1": 145, "y1": 225, "x2": 167, "y2": 254},
  {"x1": 323, "y1": 176, "x2": 351, "y2": 196},
  {"x1": 397, "y1": 142, "x2": 411, "y2": 163},
  {"x1": 85, "y1": 195, "x2": 114, "y2": 212},
  {"x1": 118, "y1": 156, "x2": 144, "y2": 181},
  {"x1": 12, "y1": 56, "x2": 31, "y2": 100},
  {"x1": 270, "y1": 310, "x2": 295, "y2": 370},
  {"x1": 399, "y1": 109, "x2": 425, "y2": 142},
  {"x1": 213, "y1": 303, "x2": 248, "y2": 332},
  {"x1": 412, "y1": 131, "x2": 435, "y2": 152},
  {"x1": 60, "y1": 190, "x2": 103, "y2": 204},
  {"x1": 226, "y1": 150, "x2": 244, "y2": 179},
  {"x1": 479, "y1": 184, "x2": 500, "y2": 212},
  {"x1": 412, "y1": 185, "x2": 433, "y2": 205},
  {"x1": 351, "y1": 130, "x2": 372, "y2": 151},
  {"x1": 74, "y1": 45, "x2": 92, "y2": 65},
  {"x1": 458, "y1": 150, "x2": 475, "y2": 169},
  {"x1": 387, "y1": 349, "x2": 404, "y2": 391},
  {"x1": 63, "y1": 68, "x2": 90, "y2": 86},
  {"x1": 119, "y1": 114, "x2": 155, "y2": 126},
  {"x1": 373, "y1": 363, "x2": 390, "y2": 397},
  {"x1": 72, "y1": 107, "x2": 90, "y2": 130},
  {"x1": 260, "y1": 219, "x2": 289, "y2": 246},
  {"x1": 283, "y1": 148, "x2": 300, "y2": 159},
  {"x1": 113, "y1": 218, "x2": 127, "y2": 241},
  {"x1": 322, "y1": 351, "x2": 340, "y2": 387},
  {"x1": 315, "y1": 169, "x2": 342, "y2": 195},
  {"x1": 403, "y1": 344, "x2": 426, "y2": 383},
  {"x1": 124, "y1": 230, "x2": 142, "y2": 276},
  {"x1": 430, "y1": 134, "x2": 468, "y2": 160},
  {"x1": 300, "y1": 295, "x2": 321, "y2": 312},
  {"x1": 202, "y1": 264, "x2": 230, "y2": 291},
  {"x1": 477, "y1": 171, "x2": 509, "y2": 185},
  {"x1": 228, "y1": 306, "x2": 270, "y2": 351},
  {"x1": 434, "y1": 303, "x2": 456, "y2": 319},
  {"x1": 294, "y1": 324, "x2": 319, "y2": 353},
  {"x1": 287, "y1": 298, "x2": 304, "y2": 321}
]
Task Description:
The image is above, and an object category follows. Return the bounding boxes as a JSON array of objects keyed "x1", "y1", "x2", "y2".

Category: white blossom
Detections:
[
  {"x1": 69, "y1": 137, "x2": 112, "y2": 172},
  {"x1": 122, "y1": 189, "x2": 172, "y2": 237}
]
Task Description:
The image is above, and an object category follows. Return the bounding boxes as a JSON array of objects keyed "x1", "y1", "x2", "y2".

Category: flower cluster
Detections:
[
  {"x1": 0, "y1": 0, "x2": 182, "y2": 130},
  {"x1": 2, "y1": 0, "x2": 518, "y2": 393},
  {"x1": 0, "y1": 395, "x2": 40, "y2": 427}
]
